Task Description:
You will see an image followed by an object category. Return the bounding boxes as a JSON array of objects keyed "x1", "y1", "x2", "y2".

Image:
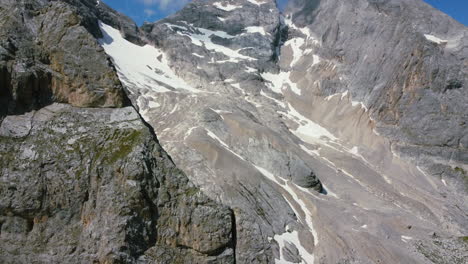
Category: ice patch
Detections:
[
  {"x1": 424, "y1": 34, "x2": 447, "y2": 45},
  {"x1": 311, "y1": 55, "x2": 321, "y2": 66},
  {"x1": 246, "y1": 0, "x2": 267, "y2": 6},
  {"x1": 255, "y1": 165, "x2": 319, "y2": 251},
  {"x1": 167, "y1": 24, "x2": 257, "y2": 62},
  {"x1": 169, "y1": 104, "x2": 179, "y2": 114},
  {"x1": 441, "y1": 179, "x2": 447, "y2": 187},
  {"x1": 261, "y1": 71, "x2": 301, "y2": 95},
  {"x1": 351, "y1": 101, "x2": 368, "y2": 112},
  {"x1": 98, "y1": 22, "x2": 200, "y2": 93},
  {"x1": 230, "y1": 83, "x2": 245, "y2": 94},
  {"x1": 401, "y1": 235, "x2": 413, "y2": 243},
  {"x1": 245, "y1": 66, "x2": 257, "y2": 73},
  {"x1": 273, "y1": 228, "x2": 315, "y2": 264},
  {"x1": 213, "y1": 2, "x2": 241, "y2": 11},
  {"x1": 287, "y1": 37, "x2": 306, "y2": 67},
  {"x1": 192, "y1": 52, "x2": 204, "y2": 58},
  {"x1": 148, "y1": 101, "x2": 160, "y2": 108},
  {"x1": 284, "y1": 103, "x2": 337, "y2": 142},
  {"x1": 244, "y1": 26, "x2": 268, "y2": 36}
]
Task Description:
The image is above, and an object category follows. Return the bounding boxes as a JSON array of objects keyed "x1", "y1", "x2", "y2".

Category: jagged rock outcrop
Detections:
[
  {"x1": 0, "y1": 0, "x2": 234, "y2": 263},
  {"x1": 0, "y1": 0, "x2": 129, "y2": 116},
  {"x1": 0, "y1": 104, "x2": 234, "y2": 263}
]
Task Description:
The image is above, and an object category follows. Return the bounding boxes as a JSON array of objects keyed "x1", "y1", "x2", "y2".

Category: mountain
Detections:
[{"x1": 1, "y1": 0, "x2": 467, "y2": 263}]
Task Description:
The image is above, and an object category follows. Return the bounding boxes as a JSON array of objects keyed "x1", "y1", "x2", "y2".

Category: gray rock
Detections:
[{"x1": 0, "y1": 104, "x2": 234, "y2": 263}]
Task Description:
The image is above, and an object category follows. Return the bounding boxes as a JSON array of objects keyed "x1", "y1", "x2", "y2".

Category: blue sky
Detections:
[{"x1": 102, "y1": 0, "x2": 467, "y2": 26}]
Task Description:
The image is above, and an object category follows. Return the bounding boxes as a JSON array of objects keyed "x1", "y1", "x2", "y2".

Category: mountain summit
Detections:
[{"x1": 1, "y1": 0, "x2": 467, "y2": 263}]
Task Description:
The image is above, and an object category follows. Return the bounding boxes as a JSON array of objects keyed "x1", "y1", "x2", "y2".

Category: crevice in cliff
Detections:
[
  {"x1": 231, "y1": 208, "x2": 237, "y2": 264},
  {"x1": 271, "y1": 14, "x2": 289, "y2": 62}
]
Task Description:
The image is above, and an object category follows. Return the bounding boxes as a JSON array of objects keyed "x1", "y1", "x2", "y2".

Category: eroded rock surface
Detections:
[
  {"x1": 0, "y1": 0, "x2": 130, "y2": 116},
  {"x1": 0, "y1": 104, "x2": 234, "y2": 263}
]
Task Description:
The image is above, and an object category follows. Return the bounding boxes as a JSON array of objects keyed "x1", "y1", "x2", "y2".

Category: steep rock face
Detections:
[
  {"x1": 0, "y1": 0, "x2": 235, "y2": 263},
  {"x1": 99, "y1": 0, "x2": 468, "y2": 263},
  {"x1": 0, "y1": 0, "x2": 128, "y2": 116},
  {"x1": 0, "y1": 104, "x2": 234, "y2": 263},
  {"x1": 286, "y1": 0, "x2": 468, "y2": 191}
]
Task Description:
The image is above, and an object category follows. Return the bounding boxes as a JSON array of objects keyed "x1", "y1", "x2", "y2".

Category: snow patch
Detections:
[
  {"x1": 255, "y1": 165, "x2": 319, "y2": 253},
  {"x1": 192, "y1": 52, "x2": 205, "y2": 58},
  {"x1": 213, "y1": 2, "x2": 241, "y2": 11},
  {"x1": 273, "y1": 228, "x2": 315, "y2": 264},
  {"x1": 401, "y1": 235, "x2": 413, "y2": 243},
  {"x1": 424, "y1": 34, "x2": 447, "y2": 45},
  {"x1": 287, "y1": 37, "x2": 306, "y2": 67},
  {"x1": 261, "y1": 71, "x2": 301, "y2": 95},
  {"x1": 98, "y1": 22, "x2": 200, "y2": 93},
  {"x1": 246, "y1": 0, "x2": 267, "y2": 6},
  {"x1": 311, "y1": 55, "x2": 321, "y2": 67},
  {"x1": 166, "y1": 24, "x2": 257, "y2": 62},
  {"x1": 244, "y1": 26, "x2": 268, "y2": 36},
  {"x1": 284, "y1": 103, "x2": 337, "y2": 142}
]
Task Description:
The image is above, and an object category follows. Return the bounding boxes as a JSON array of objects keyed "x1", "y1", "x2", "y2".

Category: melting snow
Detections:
[
  {"x1": 192, "y1": 52, "x2": 205, "y2": 58},
  {"x1": 164, "y1": 23, "x2": 258, "y2": 62},
  {"x1": 245, "y1": 66, "x2": 257, "y2": 73},
  {"x1": 284, "y1": 103, "x2": 337, "y2": 142},
  {"x1": 98, "y1": 22, "x2": 200, "y2": 93},
  {"x1": 424, "y1": 34, "x2": 447, "y2": 45},
  {"x1": 230, "y1": 83, "x2": 245, "y2": 94},
  {"x1": 311, "y1": 55, "x2": 321, "y2": 67},
  {"x1": 261, "y1": 71, "x2": 301, "y2": 95},
  {"x1": 273, "y1": 229, "x2": 315, "y2": 264},
  {"x1": 401, "y1": 235, "x2": 413, "y2": 243},
  {"x1": 213, "y1": 2, "x2": 241, "y2": 11},
  {"x1": 441, "y1": 179, "x2": 447, "y2": 187},
  {"x1": 255, "y1": 165, "x2": 318, "y2": 264},
  {"x1": 246, "y1": 0, "x2": 267, "y2": 6},
  {"x1": 244, "y1": 26, "x2": 268, "y2": 36},
  {"x1": 148, "y1": 101, "x2": 160, "y2": 108},
  {"x1": 287, "y1": 38, "x2": 306, "y2": 67}
]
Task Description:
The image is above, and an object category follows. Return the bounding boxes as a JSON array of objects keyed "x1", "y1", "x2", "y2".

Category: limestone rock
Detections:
[{"x1": 0, "y1": 104, "x2": 234, "y2": 263}]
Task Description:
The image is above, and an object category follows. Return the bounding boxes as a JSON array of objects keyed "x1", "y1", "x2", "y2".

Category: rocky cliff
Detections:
[
  {"x1": 0, "y1": 0, "x2": 234, "y2": 263},
  {"x1": 1, "y1": 0, "x2": 467, "y2": 263}
]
